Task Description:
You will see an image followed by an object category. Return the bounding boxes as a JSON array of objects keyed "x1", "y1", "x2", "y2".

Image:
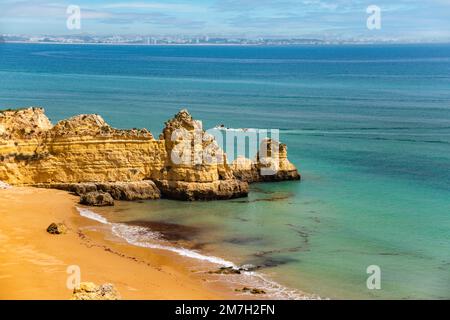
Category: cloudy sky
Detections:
[{"x1": 1, "y1": 0, "x2": 450, "y2": 41}]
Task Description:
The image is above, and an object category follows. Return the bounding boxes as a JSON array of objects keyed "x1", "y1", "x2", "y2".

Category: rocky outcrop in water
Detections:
[
  {"x1": 0, "y1": 107, "x2": 300, "y2": 201},
  {"x1": 155, "y1": 179, "x2": 248, "y2": 201},
  {"x1": 232, "y1": 139, "x2": 301, "y2": 183},
  {"x1": 155, "y1": 109, "x2": 249, "y2": 200},
  {"x1": 80, "y1": 191, "x2": 115, "y2": 207},
  {"x1": 235, "y1": 287, "x2": 266, "y2": 295},
  {"x1": 208, "y1": 267, "x2": 241, "y2": 275}
]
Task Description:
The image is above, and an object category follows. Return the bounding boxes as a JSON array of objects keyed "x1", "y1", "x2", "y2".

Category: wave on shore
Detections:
[
  {"x1": 77, "y1": 207, "x2": 109, "y2": 224},
  {"x1": 76, "y1": 207, "x2": 314, "y2": 300}
]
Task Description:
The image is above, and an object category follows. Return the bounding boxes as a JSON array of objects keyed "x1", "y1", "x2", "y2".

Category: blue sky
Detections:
[{"x1": 1, "y1": 0, "x2": 450, "y2": 41}]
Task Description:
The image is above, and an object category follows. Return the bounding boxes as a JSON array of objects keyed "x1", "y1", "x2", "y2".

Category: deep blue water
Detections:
[{"x1": 0, "y1": 43, "x2": 449, "y2": 299}]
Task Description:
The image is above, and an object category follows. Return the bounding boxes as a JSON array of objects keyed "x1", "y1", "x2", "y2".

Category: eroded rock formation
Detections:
[
  {"x1": 154, "y1": 109, "x2": 248, "y2": 200},
  {"x1": 232, "y1": 139, "x2": 301, "y2": 183},
  {"x1": 0, "y1": 108, "x2": 165, "y2": 185},
  {"x1": 0, "y1": 107, "x2": 300, "y2": 201},
  {"x1": 39, "y1": 181, "x2": 161, "y2": 200}
]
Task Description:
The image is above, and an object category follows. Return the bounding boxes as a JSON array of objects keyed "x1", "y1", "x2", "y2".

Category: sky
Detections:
[{"x1": 1, "y1": 0, "x2": 450, "y2": 41}]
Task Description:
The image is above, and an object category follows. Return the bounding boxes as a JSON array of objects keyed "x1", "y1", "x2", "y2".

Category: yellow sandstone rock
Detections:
[
  {"x1": 72, "y1": 282, "x2": 120, "y2": 300},
  {"x1": 0, "y1": 107, "x2": 300, "y2": 200}
]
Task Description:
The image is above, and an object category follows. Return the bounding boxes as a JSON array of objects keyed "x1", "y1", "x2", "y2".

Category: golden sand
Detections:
[{"x1": 0, "y1": 187, "x2": 229, "y2": 300}]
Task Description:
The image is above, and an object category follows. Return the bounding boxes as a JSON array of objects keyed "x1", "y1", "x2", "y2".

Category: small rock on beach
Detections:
[
  {"x1": 46, "y1": 222, "x2": 67, "y2": 235},
  {"x1": 72, "y1": 282, "x2": 120, "y2": 300}
]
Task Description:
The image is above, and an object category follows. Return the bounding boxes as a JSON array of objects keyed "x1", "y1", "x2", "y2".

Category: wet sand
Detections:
[{"x1": 0, "y1": 187, "x2": 232, "y2": 300}]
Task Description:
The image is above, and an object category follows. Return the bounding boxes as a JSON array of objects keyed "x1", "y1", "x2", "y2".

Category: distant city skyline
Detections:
[{"x1": 1, "y1": 0, "x2": 450, "y2": 42}]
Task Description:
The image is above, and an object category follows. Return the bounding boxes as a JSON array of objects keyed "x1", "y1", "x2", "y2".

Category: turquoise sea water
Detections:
[{"x1": 0, "y1": 43, "x2": 449, "y2": 299}]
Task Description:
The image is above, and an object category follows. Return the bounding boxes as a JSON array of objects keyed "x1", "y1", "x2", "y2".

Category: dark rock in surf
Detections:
[{"x1": 80, "y1": 191, "x2": 114, "y2": 207}]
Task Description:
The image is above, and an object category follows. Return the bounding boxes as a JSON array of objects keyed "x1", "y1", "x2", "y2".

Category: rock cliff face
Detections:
[
  {"x1": 0, "y1": 107, "x2": 300, "y2": 200},
  {"x1": 0, "y1": 108, "x2": 166, "y2": 185}
]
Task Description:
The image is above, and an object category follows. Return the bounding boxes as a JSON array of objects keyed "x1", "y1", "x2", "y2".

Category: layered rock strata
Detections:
[
  {"x1": 154, "y1": 109, "x2": 247, "y2": 200},
  {"x1": 0, "y1": 107, "x2": 300, "y2": 201},
  {"x1": 36, "y1": 181, "x2": 161, "y2": 201},
  {"x1": 231, "y1": 139, "x2": 301, "y2": 183},
  {"x1": 0, "y1": 108, "x2": 165, "y2": 185}
]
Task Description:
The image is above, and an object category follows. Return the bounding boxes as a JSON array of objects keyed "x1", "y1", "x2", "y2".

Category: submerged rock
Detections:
[
  {"x1": 209, "y1": 267, "x2": 241, "y2": 275},
  {"x1": 235, "y1": 287, "x2": 266, "y2": 295},
  {"x1": 80, "y1": 191, "x2": 114, "y2": 207},
  {"x1": 46, "y1": 222, "x2": 67, "y2": 235},
  {"x1": 72, "y1": 282, "x2": 120, "y2": 300}
]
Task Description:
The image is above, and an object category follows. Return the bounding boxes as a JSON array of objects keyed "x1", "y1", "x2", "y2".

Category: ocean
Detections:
[{"x1": 0, "y1": 43, "x2": 449, "y2": 299}]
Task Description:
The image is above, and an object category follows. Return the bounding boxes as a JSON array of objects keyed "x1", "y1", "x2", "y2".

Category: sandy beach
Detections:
[{"x1": 0, "y1": 187, "x2": 231, "y2": 300}]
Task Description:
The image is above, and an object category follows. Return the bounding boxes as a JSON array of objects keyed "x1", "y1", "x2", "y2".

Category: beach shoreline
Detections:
[
  {"x1": 0, "y1": 186, "x2": 308, "y2": 300},
  {"x1": 0, "y1": 186, "x2": 237, "y2": 300}
]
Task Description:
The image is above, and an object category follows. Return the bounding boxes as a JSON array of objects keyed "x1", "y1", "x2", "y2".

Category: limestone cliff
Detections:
[
  {"x1": 0, "y1": 108, "x2": 166, "y2": 185},
  {"x1": 0, "y1": 107, "x2": 300, "y2": 201}
]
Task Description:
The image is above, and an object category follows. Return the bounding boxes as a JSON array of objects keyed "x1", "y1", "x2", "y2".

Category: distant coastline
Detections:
[
  {"x1": 3, "y1": 40, "x2": 450, "y2": 47},
  {"x1": 2, "y1": 40, "x2": 265, "y2": 47}
]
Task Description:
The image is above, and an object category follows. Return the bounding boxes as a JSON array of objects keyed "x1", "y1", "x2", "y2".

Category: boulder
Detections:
[
  {"x1": 72, "y1": 282, "x2": 120, "y2": 300},
  {"x1": 80, "y1": 191, "x2": 114, "y2": 206},
  {"x1": 46, "y1": 222, "x2": 67, "y2": 235}
]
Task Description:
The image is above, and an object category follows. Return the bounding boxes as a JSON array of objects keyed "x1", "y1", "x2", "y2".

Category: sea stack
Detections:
[
  {"x1": 154, "y1": 109, "x2": 248, "y2": 200},
  {"x1": 0, "y1": 107, "x2": 300, "y2": 201}
]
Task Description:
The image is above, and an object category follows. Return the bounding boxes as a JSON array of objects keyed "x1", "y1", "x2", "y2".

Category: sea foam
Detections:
[
  {"x1": 77, "y1": 207, "x2": 109, "y2": 224},
  {"x1": 75, "y1": 207, "x2": 313, "y2": 299},
  {"x1": 76, "y1": 207, "x2": 235, "y2": 267},
  {"x1": 110, "y1": 223, "x2": 236, "y2": 268}
]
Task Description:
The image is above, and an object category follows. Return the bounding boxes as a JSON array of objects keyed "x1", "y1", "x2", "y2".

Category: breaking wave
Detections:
[{"x1": 76, "y1": 207, "x2": 316, "y2": 300}]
